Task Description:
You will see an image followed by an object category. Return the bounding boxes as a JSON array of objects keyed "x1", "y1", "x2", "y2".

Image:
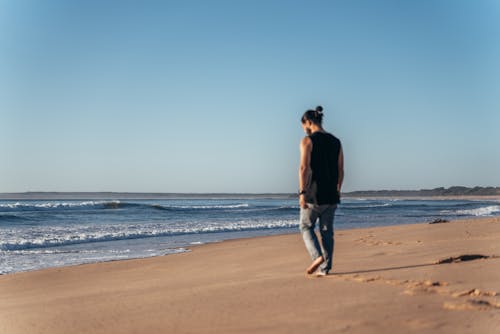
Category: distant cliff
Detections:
[{"x1": 344, "y1": 186, "x2": 500, "y2": 197}]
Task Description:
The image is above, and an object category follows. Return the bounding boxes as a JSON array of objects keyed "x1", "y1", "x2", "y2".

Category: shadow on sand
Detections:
[
  {"x1": 333, "y1": 262, "x2": 437, "y2": 276},
  {"x1": 333, "y1": 253, "x2": 494, "y2": 276}
]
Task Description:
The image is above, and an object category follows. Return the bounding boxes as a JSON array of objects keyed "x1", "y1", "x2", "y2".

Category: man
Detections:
[{"x1": 298, "y1": 105, "x2": 344, "y2": 276}]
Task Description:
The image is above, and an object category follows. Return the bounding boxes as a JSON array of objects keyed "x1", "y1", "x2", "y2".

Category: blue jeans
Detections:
[{"x1": 299, "y1": 204, "x2": 337, "y2": 273}]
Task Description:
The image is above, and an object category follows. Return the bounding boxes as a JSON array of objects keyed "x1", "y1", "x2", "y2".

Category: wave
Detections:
[
  {"x1": 0, "y1": 201, "x2": 252, "y2": 212},
  {"x1": 3, "y1": 249, "x2": 94, "y2": 255},
  {"x1": 159, "y1": 203, "x2": 250, "y2": 210},
  {"x1": 0, "y1": 201, "x2": 119, "y2": 210},
  {"x1": 232, "y1": 205, "x2": 299, "y2": 213},
  {"x1": 454, "y1": 205, "x2": 500, "y2": 217},
  {"x1": 343, "y1": 201, "x2": 493, "y2": 211},
  {"x1": 0, "y1": 219, "x2": 298, "y2": 251},
  {"x1": 343, "y1": 203, "x2": 391, "y2": 209},
  {"x1": 0, "y1": 248, "x2": 138, "y2": 256},
  {"x1": 0, "y1": 214, "x2": 30, "y2": 222}
]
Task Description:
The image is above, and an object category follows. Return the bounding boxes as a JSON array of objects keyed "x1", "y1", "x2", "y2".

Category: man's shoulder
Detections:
[
  {"x1": 323, "y1": 132, "x2": 341, "y2": 144},
  {"x1": 300, "y1": 136, "x2": 313, "y2": 147}
]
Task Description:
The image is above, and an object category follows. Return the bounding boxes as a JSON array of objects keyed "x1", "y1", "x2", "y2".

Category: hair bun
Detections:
[{"x1": 315, "y1": 106, "x2": 323, "y2": 114}]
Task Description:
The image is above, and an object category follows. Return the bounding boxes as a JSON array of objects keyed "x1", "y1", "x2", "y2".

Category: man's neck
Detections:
[{"x1": 310, "y1": 125, "x2": 324, "y2": 134}]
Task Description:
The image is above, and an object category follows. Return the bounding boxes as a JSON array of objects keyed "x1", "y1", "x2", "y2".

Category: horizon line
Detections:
[{"x1": 1, "y1": 185, "x2": 499, "y2": 196}]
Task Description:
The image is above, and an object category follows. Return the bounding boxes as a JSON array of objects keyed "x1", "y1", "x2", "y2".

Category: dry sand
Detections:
[{"x1": 1, "y1": 217, "x2": 500, "y2": 333}]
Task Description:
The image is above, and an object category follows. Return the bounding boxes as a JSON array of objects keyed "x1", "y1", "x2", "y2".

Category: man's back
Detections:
[{"x1": 309, "y1": 132, "x2": 341, "y2": 205}]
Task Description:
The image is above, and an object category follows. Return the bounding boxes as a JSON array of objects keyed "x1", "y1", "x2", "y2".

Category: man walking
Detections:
[{"x1": 298, "y1": 105, "x2": 344, "y2": 276}]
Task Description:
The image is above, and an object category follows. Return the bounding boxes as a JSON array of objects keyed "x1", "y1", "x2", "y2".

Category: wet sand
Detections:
[{"x1": 1, "y1": 217, "x2": 499, "y2": 333}]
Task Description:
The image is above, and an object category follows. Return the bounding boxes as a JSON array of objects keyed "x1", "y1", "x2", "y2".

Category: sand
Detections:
[{"x1": 1, "y1": 217, "x2": 500, "y2": 333}]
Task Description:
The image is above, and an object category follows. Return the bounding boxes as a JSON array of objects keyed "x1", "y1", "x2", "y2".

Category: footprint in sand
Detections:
[
  {"x1": 403, "y1": 281, "x2": 449, "y2": 296},
  {"x1": 356, "y1": 236, "x2": 403, "y2": 247},
  {"x1": 339, "y1": 273, "x2": 500, "y2": 311},
  {"x1": 452, "y1": 289, "x2": 498, "y2": 298}
]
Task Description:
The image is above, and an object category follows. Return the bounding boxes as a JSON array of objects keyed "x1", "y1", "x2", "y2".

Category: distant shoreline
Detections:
[{"x1": 1, "y1": 186, "x2": 499, "y2": 200}]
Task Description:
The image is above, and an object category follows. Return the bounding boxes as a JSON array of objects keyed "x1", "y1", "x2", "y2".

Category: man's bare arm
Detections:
[
  {"x1": 299, "y1": 137, "x2": 312, "y2": 208},
  {"x1": 337, "y1": 146, "x2": 344, "y2": 193}
]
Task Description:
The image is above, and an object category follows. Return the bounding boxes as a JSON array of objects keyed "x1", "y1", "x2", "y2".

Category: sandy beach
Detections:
[{"x1": 1, "y1": 217, "x2": 499, "y2": 334}]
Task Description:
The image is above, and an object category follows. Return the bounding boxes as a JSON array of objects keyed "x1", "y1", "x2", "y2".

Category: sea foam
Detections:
[
  {"x1": 0, "y1": 219, "x2": 298, "y2": 251},
  {"x1": 456, "y1": 205, "x2": 500, "y2": 216}
]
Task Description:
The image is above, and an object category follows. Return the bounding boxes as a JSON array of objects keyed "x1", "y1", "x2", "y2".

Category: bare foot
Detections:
[{"x1": 306, "y1": 256, "x2": 324, "y2": 274}]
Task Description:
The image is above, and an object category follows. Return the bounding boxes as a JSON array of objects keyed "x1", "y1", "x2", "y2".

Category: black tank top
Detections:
[{"x1": 309, "y1": 132, "x2": 341, "y2": 205}]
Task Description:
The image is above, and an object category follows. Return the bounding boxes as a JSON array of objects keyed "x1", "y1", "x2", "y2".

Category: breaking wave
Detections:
[
  {"x1": 0, "y1": 219, "x2": 298, "y2": 251},
  {"x1": 455, "y1": 205, "x2": 500, "y2": 217},
  {"x1": 0, "y1": 201, "x2": 250, "y2": 212}
]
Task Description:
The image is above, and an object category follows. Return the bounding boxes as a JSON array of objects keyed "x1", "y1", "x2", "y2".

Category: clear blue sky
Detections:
[{"x1": 1, "y1": 0, "x2": 499, "y2": 193}]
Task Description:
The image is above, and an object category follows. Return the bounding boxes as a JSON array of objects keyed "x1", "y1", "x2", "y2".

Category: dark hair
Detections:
[{"x1": 301, "y1": 106, "x2": 324, "y2": 125}]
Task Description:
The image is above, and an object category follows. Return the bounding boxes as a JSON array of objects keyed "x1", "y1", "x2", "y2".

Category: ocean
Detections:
[{"x1": 1, "y1": 197, "x2": 499, "y2": 274}]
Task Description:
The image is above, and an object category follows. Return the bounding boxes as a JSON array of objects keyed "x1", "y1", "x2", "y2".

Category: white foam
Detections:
[
  {"x1": 359, "y1": 203, "x2": 391, "y2": 208},
  {"x1": 456, "y1": 205, "x2": 500, "y2": 216},
  {"x1": 0, "y1": 201, "x2": 120, "y2": 209},
  {"x1": 0, "y1": 219, "x2": 299, "y2": 251},
  {"x1": 0, "y1": 247, "x2": 190, "y2": 274},
  {"x1": 169, "y1": 203, "x2": 250, "y2": 209}
]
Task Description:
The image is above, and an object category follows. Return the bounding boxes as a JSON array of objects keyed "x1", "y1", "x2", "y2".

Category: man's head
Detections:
[{"x1": 301, "y1": 106, "x2": 324, "y2": 135}]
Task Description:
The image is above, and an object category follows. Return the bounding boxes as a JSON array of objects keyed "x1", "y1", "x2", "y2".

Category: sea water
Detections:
[{"x1": 1, "y1": 197, "x2": 499, "y2": 274}]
